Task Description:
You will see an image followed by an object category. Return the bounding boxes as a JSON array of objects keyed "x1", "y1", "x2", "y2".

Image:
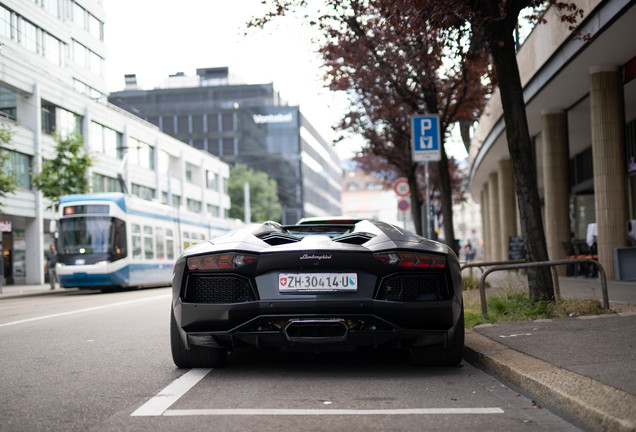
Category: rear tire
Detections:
[
  {"x1": 411, "y1": 310, "x2": 464, "y2": 367},
  {"x1": 170, "y1": 310, "x2": 227, "y2": 368}
]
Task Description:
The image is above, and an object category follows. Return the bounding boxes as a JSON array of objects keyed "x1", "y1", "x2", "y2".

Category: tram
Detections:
[{"x1": 56, "y1": 193, "x2": 240, "y2": 290}]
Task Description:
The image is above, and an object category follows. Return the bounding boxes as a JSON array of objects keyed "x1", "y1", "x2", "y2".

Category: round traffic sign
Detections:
[
  {"x1": 393, "y1": 178, "x2": 410, "y2": 197},
  {"x1": 398, "y1": 199, "x2": 410, "y2": 212}
]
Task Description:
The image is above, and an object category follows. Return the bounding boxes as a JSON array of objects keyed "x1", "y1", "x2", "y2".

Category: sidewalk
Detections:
[
  {"x1": 2, "y1": 277, "x2": 635, "y2": 430},
  {"x1": 0, "y1": 283, "x2": 79, "y2": 299},
  {"x1": 463, "y1": 275, "x2": 636, "y2": 432}
]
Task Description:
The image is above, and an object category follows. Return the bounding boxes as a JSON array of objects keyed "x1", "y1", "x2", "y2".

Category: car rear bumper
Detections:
[{"x1": 174, "y1": 298, "x2": 462, "y2": 351}]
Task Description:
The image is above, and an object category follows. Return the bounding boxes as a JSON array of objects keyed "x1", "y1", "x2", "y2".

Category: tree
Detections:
[
  {"x1": 228, "y1": 164, "x2": 282, "y2": 222},
  {"x1": 252, "y1": 0, "x2": 585, "y2": 301},
  {"x1": 32, "y1": 132, "x2": 92, "y2": 211},
  {"x1": 250, "y1": 0, "x2": 491, "y2": 254},
  {"x1": 393, "y1": 0, "x2": 584, "y2": 301},
  {"x1": 0, "y1": 124, "x2": 18, "y2": 208}
]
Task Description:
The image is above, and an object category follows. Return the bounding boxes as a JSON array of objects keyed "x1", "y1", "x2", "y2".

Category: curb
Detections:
[{"x1": 463, "y1": 329, "x2": 636, "y2": 432}]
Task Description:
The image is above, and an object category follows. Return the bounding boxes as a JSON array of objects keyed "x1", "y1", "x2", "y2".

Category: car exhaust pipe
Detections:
[{"x1": 284, "y1": 318, "x2": 348, "y2": 343}]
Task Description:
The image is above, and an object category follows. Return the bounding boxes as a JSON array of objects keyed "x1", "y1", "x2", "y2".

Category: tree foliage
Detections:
[
  {"x1": 32, "y1": 133, "x2": 92, "y2": 211},
  {"x1": 0, "y1": 124, "x2": 18, "y2": 208},
  {"x1": 251, "y1": 0, "x2": 587, "y2": 301},
  {"x1": 250, "y1": 0, "x2": 492, "y2": 253},
  {"x1": 228, "y1": 164, "x2": 282, "y2": 222}
]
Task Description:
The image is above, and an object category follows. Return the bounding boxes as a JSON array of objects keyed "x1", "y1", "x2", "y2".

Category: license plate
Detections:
[{"x1": 279, "y1": 273, "x2": 357, "y2": 292}]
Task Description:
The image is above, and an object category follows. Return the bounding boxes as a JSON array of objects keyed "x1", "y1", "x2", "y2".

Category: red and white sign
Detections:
[
  {"x1": 0, "y1": 220, "x2": 11, "y2": 232},
  {"x1": 393, "y1": 178, "x2": 410, "y2": 197},
  {"x1": 398, "y1": 199, "x2": 410, "y2": 212}
]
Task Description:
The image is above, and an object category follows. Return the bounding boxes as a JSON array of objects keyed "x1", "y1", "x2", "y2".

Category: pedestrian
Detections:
[
  {"x1": 45, "y1": 244, "x2": 58, "y2": 290},
  {"x1": 464, "y1": 241, "x2": 475, "y2": 264}
]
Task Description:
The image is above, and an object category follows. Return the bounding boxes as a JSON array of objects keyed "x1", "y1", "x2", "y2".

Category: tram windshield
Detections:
[{"x1": 59, "y1": 216, "x2": 126, "y2": 257}]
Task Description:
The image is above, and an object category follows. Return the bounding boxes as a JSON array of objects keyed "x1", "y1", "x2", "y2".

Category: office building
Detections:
[
  {"x1": 0, "y1": 0, "x2": 235, "y2": 284},
  {"x1": 109, "y1": 67, "x2": 342, "y2": 224}
]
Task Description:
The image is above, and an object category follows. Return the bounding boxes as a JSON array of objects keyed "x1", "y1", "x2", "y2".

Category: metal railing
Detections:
[{"x1": 461, "y1": 259, "x2": 609, "y2": 319}]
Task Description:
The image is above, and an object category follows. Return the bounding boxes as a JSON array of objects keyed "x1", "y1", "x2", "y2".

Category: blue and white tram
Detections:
[{"x1": 56, "y1": 193, "x2": 239, "y2": 290}]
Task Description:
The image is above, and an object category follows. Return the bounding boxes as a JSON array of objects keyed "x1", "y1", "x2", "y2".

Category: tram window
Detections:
[
  {"x1": 156, "y1": 227, "x2": 165, "y2": 260},
  {"x1": 166, "y1": 229, "x2": 174, "y2": 260},
  {"x1": 111, "y1": 218, "x2": 127, "y2": 258},
  {"x1": 143, "y1": 225, "x2": 154, "y2": 259},
  {"x1": 132, "y1": 224, "x2": 142, "y2": 259}
]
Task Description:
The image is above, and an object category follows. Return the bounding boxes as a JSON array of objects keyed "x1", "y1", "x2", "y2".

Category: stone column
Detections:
[
  {"x1": 542, "y1": 112, "x2": 571, "y2": 275},
  {"x1": 481, "y1": 185, "x2": 490, "y2": 261},
  {"x1": 590, "y1": 66, "x2": 628, "y2": 280},
  {"x1": 498, "y1": 159, "x2": 517, "y2": 260},
  {"x1": 488, "y1": 172, "x2": 501, "y2": 261}
]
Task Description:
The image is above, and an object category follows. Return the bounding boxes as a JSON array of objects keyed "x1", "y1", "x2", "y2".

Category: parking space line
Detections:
[
  {"x1": 131, "y1": 368, "x2": 213, "y2": 416},
  {"x1": 164, "y1": 408, "x2": 505, "y2": 416},
  {"x1": 132, "y1": 369, "x2": 504, "y2": 418}
]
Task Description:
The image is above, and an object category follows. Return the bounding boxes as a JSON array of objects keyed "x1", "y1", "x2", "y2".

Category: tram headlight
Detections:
[{"x1": 95, "y1": 260, "x2": 108, "y2": 266}]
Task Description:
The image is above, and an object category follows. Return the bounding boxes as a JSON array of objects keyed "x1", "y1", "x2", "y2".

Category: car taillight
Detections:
[
  {"x1": 373, "y1": 251, "x2": 446, "y2": 268},
  {"x1": 187, "y1": 253, "x2": 258, "y2": 270}
]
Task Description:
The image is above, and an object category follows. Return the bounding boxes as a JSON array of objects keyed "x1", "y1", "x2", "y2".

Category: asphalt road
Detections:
[{"x1": 0, "y1": 288, "x2": 584, "y2": 432}]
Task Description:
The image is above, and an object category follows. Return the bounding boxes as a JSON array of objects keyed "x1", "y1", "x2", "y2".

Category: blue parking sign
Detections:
[{"x1": 411, "y1": 115, "x2": 441, "y2": 162}]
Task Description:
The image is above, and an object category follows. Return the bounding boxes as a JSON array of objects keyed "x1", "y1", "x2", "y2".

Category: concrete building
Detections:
[
  {"x1": 109, "y1": 68, "x2": 342, "y2": 224},
  {"x1": 468, "y1": 0, "x2": 636, "y2": 279},
  {"x1": 0, "y1": 0, "x2": 234, "y2": 285},
  {"x1": 340, "y1": 169, "x2": 414, "y2": 230}
]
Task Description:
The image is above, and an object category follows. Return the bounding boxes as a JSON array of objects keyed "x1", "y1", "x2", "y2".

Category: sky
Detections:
[{"x1": 102, "y1": 0, "x2": 467, "y2": 161}]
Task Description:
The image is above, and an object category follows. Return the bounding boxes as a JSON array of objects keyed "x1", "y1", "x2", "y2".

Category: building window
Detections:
[
  {"x1": 91, "y1": 122, "x2": 123, "y2": 158},
  {"x1": 43, "y1": 33, "x2": 61, "y2": 65},
  {"x1": 221, "y1": 112, "x2": 233, "y2": 131},
  {"x1": 88, "y1": 13, "x2": 103, "y2": 40},
  {"x1": 57, "y1": 107, "x2": 81, "y2": 137},
  {"x1": 7, "y1": 151, "x2": 31, "y2": 189},
  {"x1": 206, "y1": 170, "x2": 218, "y2": 190},
  {"x1": 207, "y1": 204, "x2": 219, "y2": 218},
  {"x1": 93, "y1": 173, "x2": 122, "y2": 193},
  {"x1": 17, "y1": 17, "x2": 37, "y2": 54},
  {"x1": 0, "y1": 86, "x2": 17, "y2": 121},
  {"x1": 131, "y1": 183, "x2": 155, "y2": 201},
  {"x1": 41, "y1": 102, "x2": 55, "y2": 134},
  {"x1": 222, "y1": 137, "x2": 234, "y2": 156},
  {"x1": 185, "y1": 162, "x2": 193, "y2": 182},
  {"x1": 72, "y1": 40, "x2": 86, "y2": 67},
  {"x1": 89, "y1": 51, "x2": 103, "y2": 76},
  {"x1": 129, "y1": 138, "x2": 154, "y2": 170},
  {"x1": 187, "y1": 198, "x2": 202, "y2": 212},
  {"x1": 41, "y1": 0, "x2": 60, "y2": 17},
  {"x1": 0, "y1": 6, "x2": 12, "y2": 39},
  {"x1": 42, "y1": 104, "x2": 82, "y2": 137},
  {"x1": 177, "y1": 115, "x2": 189, "y2": 134}
]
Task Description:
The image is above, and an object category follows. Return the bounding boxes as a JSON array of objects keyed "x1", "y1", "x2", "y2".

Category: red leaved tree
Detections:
[{"x1": 251, "y1": 0, "x2": 492, "y2": 253}]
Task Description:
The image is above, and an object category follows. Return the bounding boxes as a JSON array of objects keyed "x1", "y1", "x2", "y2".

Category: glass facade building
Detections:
[{"x1": 109, "y1": 68, "x2": 342, "y2": 224}]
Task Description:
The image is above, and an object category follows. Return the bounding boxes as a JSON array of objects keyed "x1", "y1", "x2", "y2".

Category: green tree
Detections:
[
  {"x1": 0, "y1": 124, "x2": 18, "y2": 208},
  {"x1": 229, "y1": 164, "x2": 282, "y2": 222},
  {"x1": 32, "y1": 132, "x2": 92, "y2": 211}
]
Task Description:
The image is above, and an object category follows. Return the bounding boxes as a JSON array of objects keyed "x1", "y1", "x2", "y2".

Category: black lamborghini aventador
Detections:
[{"x1": 170, "y1": 218, "x2": 464, "y2": 368}]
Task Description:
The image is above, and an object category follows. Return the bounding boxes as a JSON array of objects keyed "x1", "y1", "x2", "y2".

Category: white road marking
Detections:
[
  {"x1": 131, "y1": 368, "x2": 504, "y2": 417},
  {"x1": 0, "y1": 294, "x2": 170, "y2": 327},
  {"x1": 131, "y1": 368, "x2": 213, "y2": 416},
  {"x1": 164, "y1": 408, "x2": 505, "y2": 416},
  {"x1": 499, "y1": 333, "x2": 532, "y2": 338}
]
